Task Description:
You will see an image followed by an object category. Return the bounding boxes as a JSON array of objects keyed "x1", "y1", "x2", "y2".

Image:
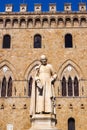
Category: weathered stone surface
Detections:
[
  {"x1": 0, "y1": 10, "x2": 87, "y2": 130},
  {"x1": 29, "y1": 114, "x2": 58, "y2": 130}
]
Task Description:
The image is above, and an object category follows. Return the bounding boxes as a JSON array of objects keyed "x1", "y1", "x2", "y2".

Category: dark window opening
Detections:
[
  {"x1": 74, "y1": 77, "x2": 79, "y2": 96},
  {"x1": 68, "y1": 118, "x2": 75, "y2": 130},
  {"x1": 34, "y1": 34, "x2": 41, "y2": 48},
  {"x1": 68, "y1": 76, "x2": 73, "y2": 96},
  {"x1": 1, "y1": 77, "x2": 6, "y2": 97},
  {"x1": 3, "y1": 35, "x2": 11, "y2": 48},
  {"x1": 28, "y1": 77, "x2": 33, "y2": 97},
  {"x1": 7, "y1": 77, "x2": 12, "y2": 97},
  {"x1": 65, "y1": 34, "x2": 73, "y2": 48},
  {"x1": 62, "y1": 77, "x2": 66, "y2": 96}
]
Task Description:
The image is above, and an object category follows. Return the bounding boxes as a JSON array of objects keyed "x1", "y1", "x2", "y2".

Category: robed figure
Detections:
[{"x1": 30, "y1": 55, "x2": 57, "y2": 116}]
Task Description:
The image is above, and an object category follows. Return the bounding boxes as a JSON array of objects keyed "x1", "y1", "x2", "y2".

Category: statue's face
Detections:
[{"x1": 41, "y1": 59, "x2": 47, "y2": 65}]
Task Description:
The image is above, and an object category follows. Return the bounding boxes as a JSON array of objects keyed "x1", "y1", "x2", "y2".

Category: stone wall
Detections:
[{"x1": 0, "y1": 11, "x2": 87, "y2": 130}]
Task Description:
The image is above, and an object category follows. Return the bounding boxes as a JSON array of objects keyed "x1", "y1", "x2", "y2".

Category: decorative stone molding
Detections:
[
  {"x1": 57, "y1": 59, "x2": 83, "y2": 79},
  {"x1": 0, "y1": 15, "x2": 87, "y2": 28}
]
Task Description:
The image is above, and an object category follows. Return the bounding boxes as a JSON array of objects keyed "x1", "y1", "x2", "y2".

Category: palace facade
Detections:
[{"x1": 0, "y1": 2, "x2": 87, "y2": 130}]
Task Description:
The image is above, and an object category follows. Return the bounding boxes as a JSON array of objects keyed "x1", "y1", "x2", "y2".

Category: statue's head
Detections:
[{"x1": 40, "y1": 55, "x2": 47, "y2": 65}]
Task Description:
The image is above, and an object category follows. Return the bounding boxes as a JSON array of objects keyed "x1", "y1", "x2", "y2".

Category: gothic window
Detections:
[
  {"x1": 61, "y1": 77, "x2": 66, "y2": 96},
  {"x1": 68, "y1": 118, "x2": 75, "y2": 130},
  {"x1": 7, "y1": 77, "x2": 12, "y2": 97},
  {"x1": 1, "y1": 77, "x2": 6, "y2": 97},
  {"x1": 68, "y1": 76, "x2": 73, "y2": 96},
  {"x1": 65, "y1": 34, "x2": 73, "y2": 48},
  {"x1": 2, "y1": 34, "x2": 11, "y2": 48},
  {"x1": 28, "y1": 77, "x2": 33, "y2": 97},
  {"x1": 74, "y1": 77, "x2": 79, "y2": 96},
  {"x1": 34, "y1": 34, "x2": 41, "y2": 48}
]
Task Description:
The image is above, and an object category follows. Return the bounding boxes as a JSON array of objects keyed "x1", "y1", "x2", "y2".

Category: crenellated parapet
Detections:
[
  {"x1": 4, "y1": 2, "x2": 87, "y2": 12},
  {"x1": 0, "y1": 3, "x2": 87, "y2": 28},
  {"x1": 0, "y1": 12, "x2": 87, "y2": 28}
]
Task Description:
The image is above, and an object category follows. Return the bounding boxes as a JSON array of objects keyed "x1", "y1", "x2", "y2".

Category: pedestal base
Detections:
[{"x1": 29, "y1": 114, "x2": 58, "y2": 130}]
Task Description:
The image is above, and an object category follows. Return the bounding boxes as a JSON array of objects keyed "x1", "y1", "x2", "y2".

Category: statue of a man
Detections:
[{"x1": 30, "y1": 55, "x2": 57, "y2": 116}]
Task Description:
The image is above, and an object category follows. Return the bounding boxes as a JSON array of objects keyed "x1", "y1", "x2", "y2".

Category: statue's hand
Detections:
[
  {"x1": 51, "y1": 80, "x2": 54, "y2": 85},
  {"x1": 51, "y1": 78, "x2": 56, "y2": 85},
  {"x1": 51, "y1": 74, "x2": 57, "y2": 85},
  {"x1": 36, "y1": 79, "x2": 43, "y2": 89},
  {"x1": 51, "y1": 80, "x2": 55, "y2": 84}
]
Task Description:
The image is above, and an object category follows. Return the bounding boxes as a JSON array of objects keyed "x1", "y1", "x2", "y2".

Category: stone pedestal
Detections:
[{"x1": 29, "y1": 114, "x2": 58, "y2": 130}]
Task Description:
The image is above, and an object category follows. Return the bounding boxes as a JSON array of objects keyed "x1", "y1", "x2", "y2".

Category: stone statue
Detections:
[{"x1": 30, "y1": 55, "x2": 57, "y2": 116}]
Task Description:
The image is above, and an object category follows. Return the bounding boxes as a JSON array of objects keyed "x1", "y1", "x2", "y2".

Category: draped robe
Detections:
[{"x1": 30, "y1": 64, "x2": 57, "y2": 116}]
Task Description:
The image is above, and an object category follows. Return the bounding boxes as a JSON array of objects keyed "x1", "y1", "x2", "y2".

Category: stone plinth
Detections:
[{"x1": 29, "y1": 114, "x2": 58, "y2": 130}]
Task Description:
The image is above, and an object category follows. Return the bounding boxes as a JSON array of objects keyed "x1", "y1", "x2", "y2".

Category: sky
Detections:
[{"x1": 0, "y1": 0, "x2": 87, "y2": 12}]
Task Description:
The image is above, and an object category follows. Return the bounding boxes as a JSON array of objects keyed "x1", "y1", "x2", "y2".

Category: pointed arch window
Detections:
[
  {"x1": 3, "y1": 35, "x2": 11, "y2": 48},
  {"x1": 61, "y1": 77, "x2": 66, "y2": 96},
  {"x1": 34, "y1": 34, "x2": 41, "y2": 48},
  {"x1": 68, "y1": 118, "x2": 75, "y2": 130},
  {"x1": 7, "y1": 77, "x2": 12, "y2": 97},
  {"x1": 28, "y1": 77, "x2": 33, "y2": 97},
  {"x1": 65, "y1": 34, "x2": 73, "y2": 48},
  {"x1": 1, "y1": 77, "x2": 6, "y2": 97},
  {"x1": 68, "y1": 76, "x2": 73, "y2": 96},
  {"x1": 74, "y1": 77, "x2": 79, "y2": 96}
]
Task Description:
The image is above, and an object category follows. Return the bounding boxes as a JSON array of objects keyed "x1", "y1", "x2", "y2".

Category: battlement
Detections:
[{"x1": 2, "y1": 2, "x2": 87, "y2": 13}]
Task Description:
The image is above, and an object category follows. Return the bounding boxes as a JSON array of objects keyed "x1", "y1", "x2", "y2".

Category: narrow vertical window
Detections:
[
  {"x1": 7, "y1": 77, "x2": 12, "y2": 97},
  {"x1": 3, "y1": 35, "x2": 11, "y2": 48},
  {"x1": 28, "y1": 77, "x2": 33, "y2": 97},
  {"x1": 74, "y1": 77, "x2": 79, "y2": 96},
  {"x1": 34, "y1": 34, "x2": 41, "y2": 48},
  {"x1": 65, "y1": 34, "x2": 73, "y2": 48},
  {"x1": 68, "y1": 118, "x2": 75, "y2": 130},
  {"x1": 68, "y1": 76, "x2": 73, "y2": 96},
  {"x1": 1, "y1": 77, "x2": 6, "y2": 97},
  {"x1": 61, "y1": 77, "x2": 66, "y2": 96}
]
